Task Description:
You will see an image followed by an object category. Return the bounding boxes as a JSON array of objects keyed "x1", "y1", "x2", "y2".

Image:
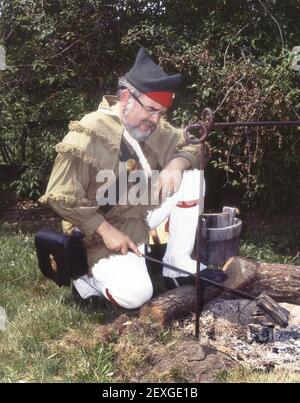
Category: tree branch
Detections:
[
  {"x1": 214, "y1": 73, "x2": 247, "y2": 113},
  {"x1": 223, "y1": 24, "x2": 249, "y2": 68},
  {"x1": 258, "y1": 0, "x2": 284, "y2": 56}
]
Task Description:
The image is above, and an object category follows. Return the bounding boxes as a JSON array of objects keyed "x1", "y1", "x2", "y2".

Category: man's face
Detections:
[{"x1": 120, "y1": 90, "x2": 167, "y2": 142}]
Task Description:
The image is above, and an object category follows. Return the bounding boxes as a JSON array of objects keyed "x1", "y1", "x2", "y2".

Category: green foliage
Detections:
[
  {"x1": 122, "y1": 0, "x2": 300, "y2": 213},
  {"x1": 10, "y1": 166, "x2": 43, "y2": 200},
  {"x1": 1, "y1": 0, "x2": 300, "y2": 212}
]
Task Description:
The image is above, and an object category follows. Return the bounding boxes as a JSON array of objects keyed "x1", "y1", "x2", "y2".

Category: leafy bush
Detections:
[
  {"x1": 122, "y1": 0, "x2": 300, "y2": 212},
  {"x1": 1, "y1": 0, "x2": 300, "y2": 213},
  {"x1": 10, "y1": 166, "x2": 43, "y2": 200}
]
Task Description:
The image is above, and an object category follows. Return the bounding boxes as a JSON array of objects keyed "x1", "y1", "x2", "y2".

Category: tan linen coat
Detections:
[{"x1": 39, "y1": 96, "x2": 201, "y2": 268}]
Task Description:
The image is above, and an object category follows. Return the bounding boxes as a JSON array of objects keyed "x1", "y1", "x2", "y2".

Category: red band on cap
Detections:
[{"x1": 145, "y1": 91, "x2": 174, "y2": 108}]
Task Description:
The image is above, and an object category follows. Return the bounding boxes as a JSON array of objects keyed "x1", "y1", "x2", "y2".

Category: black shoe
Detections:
[{"x1": 164, "y1": 269, "x2": 227, "y2": 291}]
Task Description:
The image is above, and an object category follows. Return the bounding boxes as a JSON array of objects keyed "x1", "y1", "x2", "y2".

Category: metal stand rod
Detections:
[
  {"x1": 184, "y1": 108, "x2": 212, "y2": 339},
  {"x1": 195, "y1": 216, "x2": 203, "y2": 339},
  {"x1": 214, "y1": 120, "x2": 300, "y2": 129},
  {"x1": 180, "y1": 107, "x2": 298, "y2": 337}
]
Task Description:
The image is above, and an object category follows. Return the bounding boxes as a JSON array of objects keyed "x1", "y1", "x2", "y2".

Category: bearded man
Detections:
[{"x1": 40, "y1": 48, "x2": 204, "y2": 309}]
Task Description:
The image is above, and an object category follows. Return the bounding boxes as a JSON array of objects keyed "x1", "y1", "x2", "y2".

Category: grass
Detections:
[
  {"x1": 0, "y1": 212, "x2": 299, "y2": 383},
  {"x1": 240, "y1": 217, "x2": 300, "y2": 265},
  {"x1": 0, "y1": 221, "x2": 116, "y2": 383},
  {"x1": 216, "y1": 368, "x2": 300, "y2": 383}
]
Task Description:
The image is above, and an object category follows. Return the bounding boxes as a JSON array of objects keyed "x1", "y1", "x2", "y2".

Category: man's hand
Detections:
[
  {"x1": 153, "y1": 157, "x2": 191, "y2": 202},
  {"x1": 96, "y1": 221, "x2": 141, "y2": 256}
]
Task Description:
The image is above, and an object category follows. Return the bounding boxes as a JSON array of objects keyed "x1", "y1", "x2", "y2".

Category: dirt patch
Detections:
[
  {"x1": 2, "y1": 203, "x2": 58, "y2": 223},
  {"x1": 140, "y1": 338, "x2": 238, "y2": 383},
  {"x1": 88, "y1": 297, "x2": 300, "y2": 382},
  {"x1": 0, "y1": 203, "x2": 60, "y2": 233},
  {"x1": 75, "y1": 313, "x2": 238, "y2": 383}
]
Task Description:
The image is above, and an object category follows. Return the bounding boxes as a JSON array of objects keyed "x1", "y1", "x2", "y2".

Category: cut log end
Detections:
[{"x1": 140, "y1": 285, "x2": 198, "y2": 326}]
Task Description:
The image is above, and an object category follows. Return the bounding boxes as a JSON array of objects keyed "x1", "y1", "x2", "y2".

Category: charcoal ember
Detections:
[{"x1": 247, "y1": 323, "x2": 274, "y2": 344}]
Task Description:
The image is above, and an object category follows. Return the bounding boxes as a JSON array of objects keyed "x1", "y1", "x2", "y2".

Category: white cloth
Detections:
[
  {"x1": 161, "y1": 169, "x2": 206, "y2": 278},
  {"x1": 123, "y1": 129, "x2": 152, "y2": 178},
  {"x1": 73, "y1": 244, "x2": 152, "y2": 309},
  {"x1": 74, "y1": 169, "x2": 205, "y2": 308}
]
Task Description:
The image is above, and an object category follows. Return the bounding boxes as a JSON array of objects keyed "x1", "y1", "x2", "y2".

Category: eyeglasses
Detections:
[{"x1": 128, "y1": 90, "x2": 167, "y2": 118}]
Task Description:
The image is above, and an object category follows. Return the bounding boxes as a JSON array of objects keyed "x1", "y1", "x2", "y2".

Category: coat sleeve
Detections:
[
  {"x1": 155, "y1": 121, "x2": 202, "y2": 169},
  {"x1": 39, "y1": 153, "x2": 105, "y2": 236}
]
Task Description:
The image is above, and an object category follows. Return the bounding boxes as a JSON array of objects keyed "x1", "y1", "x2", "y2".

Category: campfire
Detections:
[
  {"x1": 140, "y1": 255, "x2": 300, "y2": 372},
  {"x1": 179, "y1": 298, "x2": 300, "y2": 372}
]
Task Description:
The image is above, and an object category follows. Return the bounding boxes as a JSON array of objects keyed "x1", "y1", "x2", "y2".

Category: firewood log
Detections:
[
  {"x1": 140, "y1": 285, "x2": 221, "y2": 326},
  {"x1": 140, "y1": 257, "x2": 258, "y2": 325},
  {"x1": 220, "y1": 256, "x2": 300, "y2": 305},
  {"x1": 244, "y1": 260, "x2": 300, "y2": 305},
  {"x1": 140, "y1": 256, "x2": 300, "y2": 325}
]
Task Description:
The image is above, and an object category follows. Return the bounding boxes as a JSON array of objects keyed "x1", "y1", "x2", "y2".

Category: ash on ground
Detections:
[{"x1": 179, "y1": 298, "x2": 300, "y2": 372}]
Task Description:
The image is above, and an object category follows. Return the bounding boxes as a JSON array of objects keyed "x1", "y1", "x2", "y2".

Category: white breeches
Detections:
[{"x1": 73, "y1": 169, "x2": 205, "y2": 309}]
